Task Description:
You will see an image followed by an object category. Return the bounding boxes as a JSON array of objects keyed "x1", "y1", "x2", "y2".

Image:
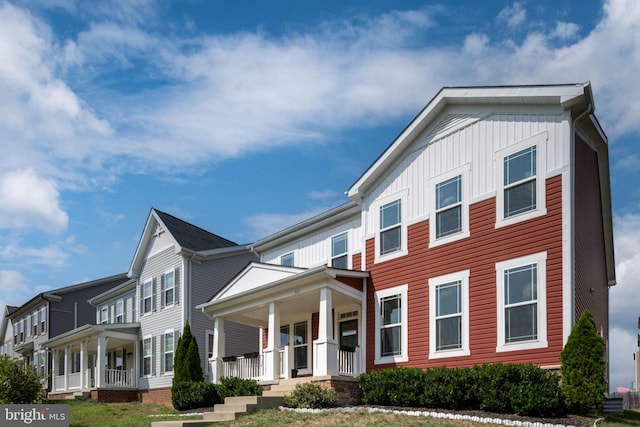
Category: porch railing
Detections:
[
  {"x1": 222, "y1": 353, "x2": 262, "y2": 379},
  {"x1": 337, "y1": 346, "x2": 360, "y2": 376},
  {"x1": 104, "y1": 368, "x2": 134, "y2": 387}
]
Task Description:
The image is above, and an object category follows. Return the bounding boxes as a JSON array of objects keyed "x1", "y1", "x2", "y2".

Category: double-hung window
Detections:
[
  {"x1": 100, "y1": 306, "x2": 109, "y2": 324},
  {"x1": 429, "y1": 270, "x2": 470, "y2": 358},
  {"x1": 496, "y1": 132, "x2": 547, "y2": 227},
  {"x1": 32, "y1": 312, "x2": 38, "y2": 336},
  {"x1": 496, "y1": 252, "x2": 548, "y2": 352},
  {"x1": 374, "y1": 284, "x2": 408, "y2": 364},
  {"x1": 18, "y1": 320, "x2": 24, "y2": 343},
  {"x1": 26, "y1": 316, "x2": 31, "y2": 338},
  {"x1": 331, "y1": 232, "x2": 348, "y2": 269},
  {"x1": 380, "y1": 200, "x2": 401, "y2": 256},
  {"x1": 435, "y1": 176, "x2": 462, "y2": 238},
  {"x1": 163, "y1": 331, "x2": 174, "y2": 373},
  {"x1": 281, "y1": 252, "x2": 294, "y2": 267},
  {"x1": 40, "y1": 307, "x2": 46, "y2": 334},
  {"x1": 163, "y1": 270, "x2": 175, "y2": 307},
  {"x1": 115, "y1": 299, "x2": 124, "y2": 323},
  {"x1": 142, "y1": 336, "x2": 152, "y2": 376},
  {"x1": 142, "y1": 280, "x2": 153, "y2": 315}
]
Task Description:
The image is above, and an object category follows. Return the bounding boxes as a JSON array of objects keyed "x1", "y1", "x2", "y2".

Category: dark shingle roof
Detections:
[{"x1": 154, "y1": 209, "x2": 237, "y2": 251}]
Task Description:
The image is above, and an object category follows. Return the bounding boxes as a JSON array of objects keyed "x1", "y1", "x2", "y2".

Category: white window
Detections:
[
  {"x1": 26, "y1": 316, "x2": 31, "y2": 338},
  {"x1": 496, "y1": 132, "x2": 547, "y2": 227},
  {"x1": 142, "y1": 280, "x2": 153, "y2": 315},
  {"x1": 374, "y1": 284, "x2": 408, "y2": 364},
  {"x1": 142, "y1": 336, "x2": 153, "y2": 376},
  {"x1": 429, "y1": 270, "x2": 470, "y2": 359},
  {"x1": 162, "y1": 331, "x2": 174, "y2": 373},
  {"x1": 331, "y1": 232, "x2": 349, "y2": 269},
  {"x1": 280, "y1": 252, "x2": 294, "y2": 267},
  {"x1": 32, "y1": 312, "x2": 38, "y2": 336},
  {"x1": 374, "y1": 192, "x2": 408, "y2": 263},
  {"x1": 18, "y1": 320, "x2": 24, "y2": 343},
  {"x1": 39, "y1": 350, "x2": 46, "y2": 377},
  {"x1": 279, "y1": 319, "x2": 311, "y2": 374},
  {"x1": 40, "y1": 307, "x2": 46, "y2": 334},
  {"x1": 100, "y1": 306, "x2": 109, "y2": 324},
  {"x1": 206, "y1": 331, "x2": 214, "y2": 360},
  {"x1": 162, "y1": 270, "x2": 175, "y2": 307},
  {"x1": 429, "y1": 165, "x2": 470, "y2": 247},
  {"x1": 115, "y1": 299, "x2": 124, "y2": 323},
  {"x1": 496, "y1": 252, "x2": 548, "y2": 352}
]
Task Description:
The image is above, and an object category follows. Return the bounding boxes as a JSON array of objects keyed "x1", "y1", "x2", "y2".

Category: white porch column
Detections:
[
  {"x1": 262, "y1": 302, "x2": 281, "y2": 381},
  {"x1": 79, "y1": 340, "x2": 85, "y2": 390},
  {"x1": 210, "y1": 317, "x2": 225, "y2": 383},
  {"x1": 96, "y1": 336, "x2": 108, "y2": 388},
  {"x1": 64, "y1": 346, "x2": 69, "y2": 390},
  {"x1": 313, "y1": 287, "x2": 338, "y2": 376},
  {"x1": 51, "y1": 349, "x2": 57, "y2": 391}
]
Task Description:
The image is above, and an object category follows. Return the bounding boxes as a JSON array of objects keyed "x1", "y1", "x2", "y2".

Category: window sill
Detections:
[
  {"x1": 496, "y1": 339, "x2": 548, "y2": 353},
  {"x1": 374, "y1": 248, "x2": 408, "y2": 264},
  {"x1": 495, "y1": 208, "x2": 547, "y2": 229},
  {"x1": 429, "y1": 230, "x2": 470, "y2": 248},
  {"x1": 374, "y1": 355, "x2": 408, "y2": 365},
  {"x1": 429, "y1": 348, "x2": 470, "y2": 359}
]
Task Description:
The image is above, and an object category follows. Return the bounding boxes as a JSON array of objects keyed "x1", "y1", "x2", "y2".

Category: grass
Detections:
[{"x1": 49, "y1": 400, "x2": 640, "y2": 427}]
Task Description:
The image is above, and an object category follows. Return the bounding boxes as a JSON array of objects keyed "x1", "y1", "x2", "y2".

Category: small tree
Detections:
[
  {"x1": 560, "y1": 310, "x2": 606, "y2": 414},
  {"x1": 0, "y1": 355, "x2": 44, "y2": 403},
  {"x1": 185, "y1": 337, "x2": 203, "y2": 381},
  {"x1": 173, "y1": 322, "x2": 202, "y2": 384}
]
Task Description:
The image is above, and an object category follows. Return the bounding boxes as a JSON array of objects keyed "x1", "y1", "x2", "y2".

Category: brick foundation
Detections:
[
  {"x1": 48, "y1": 392, "x2": 74, "y2": 401},
  {"x1": 138, "y1": 386, "x2": 173, "y2": 407},
  {"x1": 314, "y1": 378, "x2": 362, "y2": 406},
  {"x1": 91, "y1": 389, "x2": 138, "y2": 403}
]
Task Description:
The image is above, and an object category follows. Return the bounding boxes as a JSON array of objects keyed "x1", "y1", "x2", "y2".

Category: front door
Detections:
[{"x1": 339, "y1": 319, "x2": 358, "y2": 349}]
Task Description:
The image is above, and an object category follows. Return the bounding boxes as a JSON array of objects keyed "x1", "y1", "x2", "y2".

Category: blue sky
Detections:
[{"x1": 1, "y1": 0, "x2": 639, "y2": 390}]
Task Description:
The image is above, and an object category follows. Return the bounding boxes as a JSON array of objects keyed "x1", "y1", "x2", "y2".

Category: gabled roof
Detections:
[
  {"x1": 128, "y1": 208, "x2": 240, "y2": 278},
  {"x1": 347, "y1": 83, "x2": 597, "y2": 202},
  {"x1": 154, "y1": 209, "x2": 237, "y2": 251}
]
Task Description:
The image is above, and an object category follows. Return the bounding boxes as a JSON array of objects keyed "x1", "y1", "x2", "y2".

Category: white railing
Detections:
[
  {"x1": 53, "y1": 375, "x2": 65, "y2": 392},
  {"x1": 67, "y1": 372, "x2": 81, "y2": 389},
  {"x1": 104, "y1": 368, "x2": 134, "y2": 387},
  {"x1": 337, "y1": 346, "x2": 360, "y2": 376},
  {"x1": 222, "y1": 353, "x2": 262, "y2": 379},
  {"x1": 278, "y1": 348, "x2": 287, "y2": 379}
]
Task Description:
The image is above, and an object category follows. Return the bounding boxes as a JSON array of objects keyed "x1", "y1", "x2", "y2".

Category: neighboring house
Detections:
[
  {"x1": 44, "y1": 209, "x2": 259, "y2": 404},
  {"x1": 0, "y1": 305, "x2": 18, "y2": 358},
  {"x1": 3, "y1": 274, "x2": 129, "y2": 391},
  {"x1": 199, "y1": 83, "x2": 615, "y2": 397}
]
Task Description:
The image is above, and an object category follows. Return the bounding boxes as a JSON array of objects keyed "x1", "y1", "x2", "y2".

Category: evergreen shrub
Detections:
[
  {"x1": 217, "y1": 376, "x2": 263, "y2": 399},
  {"x1": 358, "y1": 367, "x2": 425, "y2": 407},
  {"x1": 283, "y1": 382, "x2": 337, "y2": 409},
  {"x1": 560, "y1": 310, "x2": 606, "y2": 414},
  {"x1": 171, "y1": 380, "x2": 220, "y2": 411}
]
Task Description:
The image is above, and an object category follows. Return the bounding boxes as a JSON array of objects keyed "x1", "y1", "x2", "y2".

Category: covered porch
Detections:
[
  {"x1": 198, "y1": 263, "x2": 368, "y2": 384},
  {"x1": 43, "y1": 323, "x2": 140, "y2": 398}
]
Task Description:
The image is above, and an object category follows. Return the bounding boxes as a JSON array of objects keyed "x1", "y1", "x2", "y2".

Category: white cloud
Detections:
[
  {"x1": 307, "y1": 190, "x2": 342, "y2": 202},
  {"x1": 497, "y1": 2, "x2": 526, "y2": 29},
  {"x1": 551, "y1": 21, "x2": 580, "y2": 40},
  {"x1": 609, "y1": 326, "x2": 637, "y2": 389},
  {"x1": 244, "y1": 208, "x2": 330, "y2": 241},
  {"x1": 0, "y1": 269, "x2": 33, "y2": 317},
  {"x1": 0, "y1": 169, "x2": 68, "y2": 233}
]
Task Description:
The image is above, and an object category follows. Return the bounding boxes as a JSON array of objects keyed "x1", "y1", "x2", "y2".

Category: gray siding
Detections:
[{"x1": 190, "y1": 252, "x2": 259, "y2": 365}]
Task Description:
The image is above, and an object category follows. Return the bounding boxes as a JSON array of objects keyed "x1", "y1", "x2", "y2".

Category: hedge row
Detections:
[
  {"x1": 172, "y1": 377, "x2": 262, "y2": 410},
  {"x1": 358, "y1": 364, "x2": 566, "y2": 418}
]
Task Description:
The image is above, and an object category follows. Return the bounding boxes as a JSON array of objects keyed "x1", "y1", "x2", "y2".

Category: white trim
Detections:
[
  {"x1": 162, "y1": 329, "x2": 175, "y2": 375},
  {"x1": 429, "y1": 165, "x2": 471, "y2": 248},
  {"x1": 142, "y1": 335, "x2": 153, "y2": 377},
  {"x1": 374, "y1": 191, "x2": 409, "y2": 264},
  {"x1": 205, "y1": 329, "x2": 215, "y2": 374},
  {"x1": 280, "y1": 251, "x2": 295, "y2": 267},
  {"x1": 281, "y1": 315, "x2": 312, "y2": 376},
  {"x1": 163, "y1": 268, "x2": 176, "y2": 308},
  {"x1": 374, "y1": 284, "x2": 408, "y2": 364},
  {"x1": 496, "y1": 252, "x2": 548, "y2": 353},
  {"x1": 495, "y1": 132, "x2": 548, "y2": 228},
  {"x1": 329, "y1": 231, "x2": 350, "y2": 269},
  {"x1": 429, "y1": 270, "x2": 470, "y2": 359}
]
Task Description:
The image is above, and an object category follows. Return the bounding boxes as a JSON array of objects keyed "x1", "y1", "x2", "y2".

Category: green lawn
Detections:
[{"x1": 51, "y1": 400, "x2": 640, "y2": 427}]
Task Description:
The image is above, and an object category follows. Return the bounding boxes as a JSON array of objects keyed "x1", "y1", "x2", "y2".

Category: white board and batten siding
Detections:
[
  {"x1": 261, "y1": 215, "x2": 362, "y2": 269},
  {"x1": 362, "y1": 107, "x2": 572, "y2": 236},
  {"x1": 137, "y1": 245, "x2": 183, "y2": 390},
  {"x1": 190, "y1": 252, "x2": 259, "y2": 359}
]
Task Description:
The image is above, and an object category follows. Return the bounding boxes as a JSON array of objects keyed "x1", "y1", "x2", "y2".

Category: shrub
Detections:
[
  {"x1": 0, "y1": 355, "x2": 44, "y2": 404},
  {"x1": 560, "y1": 310, "x2": 606, "y2": 415},
  {"x1": 477, "y1": 363, "x2": 522, "y2": 413},
  {"x1": 283, "y1": 383, "x2": 337, "y2": 409},
  {"x1": 173, "y1": 322, "x2": 202, "y2": 384},
  {"x1": 171, "y1": 380, "x2": 220, "y2": 411},
  {"x1": 358, "y1": 367, "x2": 426, "y2": 406},
  {"x1": 422, "y1": 366, "x2": 480, "y2": 410},
  {"x1": 217, "y1": 376, "x2": 262, "y2": 399},
  {"x1": 509, "y1": 364, "x2": 566, "y2": 417}
]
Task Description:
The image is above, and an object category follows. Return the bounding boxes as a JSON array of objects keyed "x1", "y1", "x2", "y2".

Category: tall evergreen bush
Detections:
[{"x1": 560, "y1": 310, "x2": 606, "y2": 414}]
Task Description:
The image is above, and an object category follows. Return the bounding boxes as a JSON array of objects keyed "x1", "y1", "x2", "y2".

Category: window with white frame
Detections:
[
  {"x1": 429, "y1": 270, "x2": 470, "y2": 358},
  {"x1": 32, "y1": 312, "x2": 38, "y2": 336},
  {"x1": 40, "y1": 307, "x2": 46, "y2": 334},
  {"x1": 26, "y1": 316, "x2": 31, "y2": 338},
  {"x1": 163, "y1": 270, "x2": 175, "y2": 307},
  {"x1": 331, "y1": 232, "x2": 348, "y2": 269},
  {"x1": 435, "y1": 176, "x2": 462, "y2": 238},
  {"x1": 379, "y1": 199, "x2": 401, "y2": 256},
  {"x1": 206, "y1": 331, "x2": 214, "y2": 359},
  {"x1": 100, "y1": 306, "x2": 109, "y2": 324},
  {"x1": 115, "y1": 299, "x2": 124, "y2": 323},
  {"x1": 496, "y1": 252, "x2": 548, "y2": 352},
  {"x1": 39, "y1": 350, "x2": 46, "y2": 376},
  {"x1": 280, "y1": 252, "x2": 294, "y2": 267},
  {"x1": 142, "y1": 336, "x2": 152, "y2": 376},
  {"x1": 162, "y1": 331, "x2": 174, "y2": 373},
  {"x1": 375, "y1": 284, "x2": 408, "y2": 364},
  {"x1": 142, "y1": 280, "x2": 153, "y2": 315},
  {"x1": 18, "y1": 320, "x2": 24, "y2": 343},
  {"x1": 496, "y1": 132, "x2": 547, "y2": 227}
]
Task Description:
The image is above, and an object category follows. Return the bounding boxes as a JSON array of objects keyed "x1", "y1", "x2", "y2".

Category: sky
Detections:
[{"x1": 0, "y1": 0, "x2": 639, "y2": 391}]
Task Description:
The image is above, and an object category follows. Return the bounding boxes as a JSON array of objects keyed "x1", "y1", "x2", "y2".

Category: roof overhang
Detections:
[{"x1": 42, "y1": 323, "x2": 140, "y2": 349}]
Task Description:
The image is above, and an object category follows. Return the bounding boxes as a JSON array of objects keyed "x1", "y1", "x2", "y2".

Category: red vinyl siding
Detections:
[{"x1": 365, "y1": 175, "x2": 564, "y2": 371}]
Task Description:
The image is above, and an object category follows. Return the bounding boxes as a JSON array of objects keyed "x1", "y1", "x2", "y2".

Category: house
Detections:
[
  {"x1": 2, "y1": 274, "x2": 129, "y2": 391},
  {"x1": 0, "y1": 305, "x2": 18, "y2": 358},
  {"x1": 44, "y1": 209, "x2": 259, "y2": 404},
  {"x1": 198, "y1": 82, "x2": 615, "y2": 399}
]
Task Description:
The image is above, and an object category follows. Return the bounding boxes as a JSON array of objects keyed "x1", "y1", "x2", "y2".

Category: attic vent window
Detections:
[
  {"x1": 154, "y1": 225, "x2": 165, "y2": 237},
  {"x1": 340, "y1": 311, "x2": 358, "y2": 319}
]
